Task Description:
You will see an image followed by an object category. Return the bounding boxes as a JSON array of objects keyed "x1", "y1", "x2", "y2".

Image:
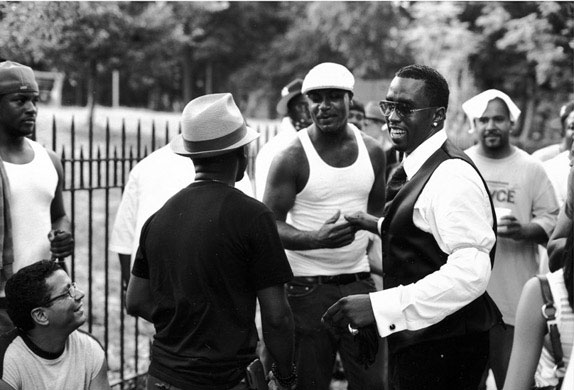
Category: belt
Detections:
[{"x1": 292, "y1": 272, "x2": 370, "y2": 285}]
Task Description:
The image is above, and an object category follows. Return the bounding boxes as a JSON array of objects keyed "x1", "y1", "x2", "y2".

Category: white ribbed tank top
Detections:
[
  {"x1": 286, "y1": 127, "x2": 374, "y2": 276},
  {"x1": 3, "y1": 139, "x2": 57, "y2": 287}
]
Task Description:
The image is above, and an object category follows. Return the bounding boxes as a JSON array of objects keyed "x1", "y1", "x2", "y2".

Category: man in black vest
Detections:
[{"x1": 322, "y1": 64, "x2": 501, "y2": 389}]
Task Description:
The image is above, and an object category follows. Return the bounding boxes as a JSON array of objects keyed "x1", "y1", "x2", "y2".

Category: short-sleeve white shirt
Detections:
[
  {"x1": 110, "y1": 145, "x2": 254, "y2": 265},
  {"x1": 1, "y1": 330, "x2": 105, "y2": 390}
]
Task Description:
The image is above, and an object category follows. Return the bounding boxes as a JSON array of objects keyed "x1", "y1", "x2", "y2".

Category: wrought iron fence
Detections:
[{"x1": 34, "y1": 116, "x2": 279, "y2": 389}]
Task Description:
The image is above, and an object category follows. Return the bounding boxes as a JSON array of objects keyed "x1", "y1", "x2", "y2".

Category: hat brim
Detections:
[
  {"x1": 276, "y1": 91, "x2": 302, "y2": 116},
  {"x1": 170, "y1": 126, "x2": 259, "y2": 158}
]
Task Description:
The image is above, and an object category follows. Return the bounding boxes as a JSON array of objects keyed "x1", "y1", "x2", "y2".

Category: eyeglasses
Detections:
[
  {"x1": 44, "y1": 282, "x2": 80, "y2": 306},
  {"x1": 379, "y1": 100, "x2": 441, "y2": 119}
]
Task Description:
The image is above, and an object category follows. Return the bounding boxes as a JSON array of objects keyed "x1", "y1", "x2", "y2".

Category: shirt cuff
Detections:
[
  {"x1": 369, "y1": 288, "x2": 406, "y2": 338},
  {"x1": 377, "y1": 217, "x2": 384, "y2": 235}
]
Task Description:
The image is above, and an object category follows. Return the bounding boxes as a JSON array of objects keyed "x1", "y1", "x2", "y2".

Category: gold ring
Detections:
[{"x1": 348, "y1": 324, "x2": 359, "y2": 335}]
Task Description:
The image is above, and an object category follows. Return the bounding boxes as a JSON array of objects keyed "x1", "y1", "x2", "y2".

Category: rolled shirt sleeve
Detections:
[{"x1": 370, "y1": 159, "x2": 495, "y2": 338}]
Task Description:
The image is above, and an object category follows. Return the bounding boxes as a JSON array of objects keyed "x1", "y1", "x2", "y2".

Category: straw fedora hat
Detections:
[{"x1": 171, "y1": 93, "x2": 259, "y2": 158}]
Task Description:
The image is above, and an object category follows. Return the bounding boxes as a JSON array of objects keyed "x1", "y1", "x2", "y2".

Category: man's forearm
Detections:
[
  {"x1": 548, "y1": 237, "x2": 567, "y2": 271},
  {"x1": 276, "y1": 221, "x2": 320, "y2": 250},
  {"x1": 118, "y1": 254, "x2": 131, "y2": 289},
  {"x1": 262, "y1": 312, "x2": 295, "y2": 377},
  {"x1": 522, "y1": 222, "x2": 549, "y2": 245},
  {"x1": 52, "y1": 215, "x2": 71, "y2": 232}
]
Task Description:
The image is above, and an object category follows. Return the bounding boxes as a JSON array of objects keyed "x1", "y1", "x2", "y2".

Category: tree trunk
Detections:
[
  {"x1": 517, "y1": 76, "x2": 537, "y2": 146},
  {"x1": 86, "y1": 60, "x2": 97, "y2": 126},
  {"x1": 183, "y1": 46, "x2": 193, "y2": 103}
]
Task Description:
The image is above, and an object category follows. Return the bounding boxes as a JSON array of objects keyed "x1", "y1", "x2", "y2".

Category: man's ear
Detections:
[
  {"x1": 31, "y1": 307, "x2": 49, "y2": 327},
  {"x1": 433, "y1": 107, "x2": 446, "y2": 124}
]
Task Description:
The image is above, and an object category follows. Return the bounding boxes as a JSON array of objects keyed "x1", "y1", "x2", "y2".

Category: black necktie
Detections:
[{"x1": 384, "y1": 164, "x2": 407, "y2": 215}]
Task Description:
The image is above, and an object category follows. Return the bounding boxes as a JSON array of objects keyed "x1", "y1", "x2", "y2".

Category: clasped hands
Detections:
[
  {"x1": 315, "y1": 210, "x2": 377, "y2": 330},
  {"x1": 48, "y1": 229, "x2": 74, "y2": 259},
  {"x1": 316, "y1": 210, "x2": 379, "y2": 249}
]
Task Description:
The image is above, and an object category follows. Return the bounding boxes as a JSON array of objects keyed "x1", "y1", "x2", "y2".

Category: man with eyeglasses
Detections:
[
  {"x1": 0, "y1": 260, "x2": 110, "y2": 389},
  {"x1": 263, "y1": 62, "x2": 386, "y2": 390},
  {"x1": 0, "y1": 60, "x2": 74, "y2": 334},
  {"x1": 463, "y1": 89, "x2": 559, "y2": 389},
  {"x1": 323, "y1": 64, "x2": 501, "y2": 389}
]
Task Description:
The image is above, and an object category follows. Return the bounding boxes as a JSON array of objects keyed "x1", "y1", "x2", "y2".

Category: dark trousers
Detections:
[
  {"x1": 478, "y1": 322, "x2": 514, "y2": 390},
  {"x1": 389, "y1": 331, "x2": 489, "y2": 390},
  {"x1": 287, "y1": 277, "x2": 385, "y2": 390}
]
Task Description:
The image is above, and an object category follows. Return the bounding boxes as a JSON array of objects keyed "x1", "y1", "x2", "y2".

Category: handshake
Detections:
[{"x1": 316, "y1": 210, "x2": 381, "y2": 249}]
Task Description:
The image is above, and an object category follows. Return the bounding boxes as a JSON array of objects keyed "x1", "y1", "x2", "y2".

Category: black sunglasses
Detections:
[{"x1": 379, "y1": 100, "x2": 441, "y2": 119}]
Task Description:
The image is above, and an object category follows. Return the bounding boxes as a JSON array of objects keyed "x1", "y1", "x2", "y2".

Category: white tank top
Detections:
[
  {"x1": 286, "y1": 127, "x2": 374, "y2": 276},
  {"x1": 3, "y1": 139, "x2": 57, "y2": 287}
]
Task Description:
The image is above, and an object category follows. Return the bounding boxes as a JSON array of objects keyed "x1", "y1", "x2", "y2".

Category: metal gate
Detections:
[{"x1": 36, "y1": 115, "x2": 278, "y2": 389}]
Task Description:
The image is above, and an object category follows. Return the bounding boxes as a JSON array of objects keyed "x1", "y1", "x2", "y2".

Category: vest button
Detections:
[{"x1": 389, "y1": 324, "x2": 396, "y2": 331}]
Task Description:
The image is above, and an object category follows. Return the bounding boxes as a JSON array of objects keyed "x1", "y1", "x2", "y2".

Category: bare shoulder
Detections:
[
  {"x1": 359, "y1": 131, "x2": 386, "y2": 169},
  {"x1": 271, "y1": 134, "x2": 306, "y2": 174},
  {"x1": 522, "y1": 276, "x2": 544, "y2": 299},
  {"x1": 360, "y1": 132, "x2": 385, "y2": 155},
  {"x1": 45, "y1": 148, "x2": 63, "y2": 170},
  {"x1": 267, "y1": 134, "x2": 309, "y2": 194}
]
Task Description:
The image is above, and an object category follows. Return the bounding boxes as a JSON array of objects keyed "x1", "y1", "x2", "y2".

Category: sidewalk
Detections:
[{"x1": 329, "y1": 369, "x2": 497, "y2": 389}]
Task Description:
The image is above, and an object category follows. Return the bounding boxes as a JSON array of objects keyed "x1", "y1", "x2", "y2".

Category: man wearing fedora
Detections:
[
  {"x1": 263, "y1": 62, "x2": 387, "y2": 390},
  {"x1": 126, "y1": 93, "x2": 296, "y2": 390},
  {"x1": 255, "y1": 78, "x2": 311, "y2": 200},
  {"x1": 0, "y1": 60, "x2": 74, "y2": 333}
]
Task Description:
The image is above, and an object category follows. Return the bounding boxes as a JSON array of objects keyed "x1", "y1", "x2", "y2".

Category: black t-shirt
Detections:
[{"x1": 132, "y1": 181, "x2": 293, "y2": 389}]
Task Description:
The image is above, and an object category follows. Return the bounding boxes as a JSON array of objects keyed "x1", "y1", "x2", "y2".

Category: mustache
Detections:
[{"x1": 483, "y1": 130, "x2": 501, "y2": 137}]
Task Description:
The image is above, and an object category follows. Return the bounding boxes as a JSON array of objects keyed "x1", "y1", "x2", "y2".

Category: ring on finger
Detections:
[{"x1": 348, "y1": 324, "x2": 359, "y2": 336}]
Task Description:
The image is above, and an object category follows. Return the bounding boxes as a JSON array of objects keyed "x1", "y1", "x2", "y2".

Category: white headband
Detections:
[{"x1": 462, "y1": 89, "x2": 521, "y2": 123}]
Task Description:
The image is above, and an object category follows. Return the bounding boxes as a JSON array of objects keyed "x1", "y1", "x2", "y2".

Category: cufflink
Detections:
[{"x1": 389, "y1": 324, "x2": 396, "y2": 331}]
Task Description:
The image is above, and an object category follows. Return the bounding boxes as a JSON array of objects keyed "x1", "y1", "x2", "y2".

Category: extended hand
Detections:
[
  {"x1": 322, "y1": 294, "x2": 376, "y2": 329},
  {"x1": 316, "y1": 210, "x2": 356, "y2": 248},
  {"x1": 344, "y1": 211, "x2": 379, "y2": 234},
  {"x1": 48, "y1": 229, "x2": 74, "y2": 258}
]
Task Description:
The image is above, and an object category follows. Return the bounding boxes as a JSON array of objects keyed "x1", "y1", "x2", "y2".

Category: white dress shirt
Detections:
[{"x1": 371, "y1": 130, "x2": 496, "y2": 338}]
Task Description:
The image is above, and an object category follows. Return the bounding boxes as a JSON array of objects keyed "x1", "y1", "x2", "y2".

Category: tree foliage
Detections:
[{"x1": 0, "y1": 1, "x2": 571, "y2": 145}]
